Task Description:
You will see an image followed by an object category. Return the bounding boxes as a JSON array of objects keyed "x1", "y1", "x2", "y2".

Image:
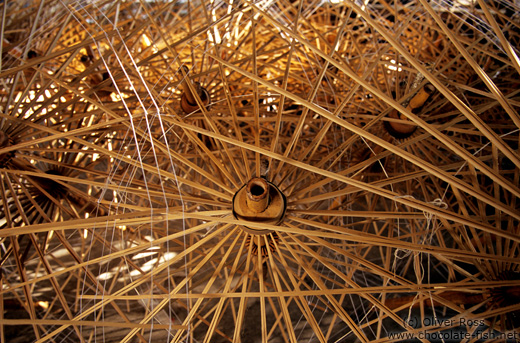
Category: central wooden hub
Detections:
[
  {"x1": 232, "y1": 178, "x2": 287, "y2": 235},
  {"x1": 384, "y1": 84, "x2": 434, "y2": 139}
]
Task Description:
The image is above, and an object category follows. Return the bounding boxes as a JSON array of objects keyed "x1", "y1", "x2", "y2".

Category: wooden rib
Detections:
[
  {"x1": 0, "y1": 162, "x2": 230, "y2": 209},
  {"x1": 232, "y1": 232, "x2": 255, "y2": 343},
  {"x1": 289, "y1": 209, "x2": 424, "y2": 219},
  {"x1": 1, "y1": 218, "x2": 220, "y2": 296},
  {"x1": 126, "y1": 226, "x2": 240, "y2": 343},
  {"x1": 0, "y1": 172, "x2": 13, "y2": 229},
  {"x1": 284, "y1": 227, "x2": 441, "y2": 342},
  {"x1": 206, "y1": 54, "x2": 520, "y2": 221},
  {"x1": 3, "y1": 2, "x2": 520, "y2": 342},
  {"x1": 263, "y1": 235, "x2": 298, "y2": 342},
  {"x1": 164, "y1": 120, "x2": 520, "y2": 243},
  {"x1": 280, "y1": 8, "x2": 415, "y2": 185},
  {"x1": 203, "y1": 232, "x2": 247, "y2": 343},
  {"x1": 0, "y1": 319, "x2": 185, "y2": 330},
  {"x1": 72, "y1": 278, "x2": 520, "y2": 299},
  {"x1": 417, "y1": 0, "x2": 520, "y2": 131},
  {"x1": 270, "y1": 234, "x2": 327, "y2": 342},
  {"x1": 278, "y1": 232, "x2": 370, "y2": 343},
  {"x1": 214, "y1": 4, "x2": 520, "y2": 200},
  {"x1": 0, "y1": 0, "x2": 6, "y2": 74},
  {"x1": 215, "y1": 62, "x2": 250, "y2": 183},
  {"x1": 10, "y1": 236, "x2": 42, "y2": 340},
  {"x1": 52, "y1": 229, "x2": 152, "y2": 343},
  {"x1": 288, "y1": 231, "x2": 414, "y2": 330},
  {"x1": 0, "y1": 86, "x2": 235, "y2": 202},
  {"x1": 27, "y1": 233, "x2": 85, "y2": 343},
  {"x1": 0, "y1": 267, "x2": 3, "y2": 343},
  {"x1": 257, "y1": 235, "x2": 268, "y2": 343},
  {"x1": 175, "y1": 213, "x2": 520, "y2": 263},
  {"x1": 34, "y1": 222, "x2": 231, "y2": 343},
  {"x1": 264, "y1": 295, "x2": 290, "y2": 343},
  {"x1": 360, "y1": 0, "x2": 520, "y2": 168}
]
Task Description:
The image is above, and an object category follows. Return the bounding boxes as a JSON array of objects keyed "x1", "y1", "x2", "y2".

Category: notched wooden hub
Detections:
[
  {"x1": 180, "y1": 83, "x2": 210, "y2": 113},
  {"x1": 232, "y1": 177, "x2": 287, "y2": 235},
  {"x1": 179, "y1": 66, "x2": 211, "y2": 113},
  {"x1": 384, "y1": 84, "x2": 435, "y2": 139}
]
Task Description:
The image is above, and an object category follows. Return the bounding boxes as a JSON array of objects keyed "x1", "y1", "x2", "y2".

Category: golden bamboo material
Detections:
[{"x1": 1, "y1": 0, "x2": 519, "y2": 342}]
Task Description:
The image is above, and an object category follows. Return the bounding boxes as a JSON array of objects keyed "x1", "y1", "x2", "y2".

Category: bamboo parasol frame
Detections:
[{"x1": 0, "y1": 0, "x2": 519, "y2": 342}]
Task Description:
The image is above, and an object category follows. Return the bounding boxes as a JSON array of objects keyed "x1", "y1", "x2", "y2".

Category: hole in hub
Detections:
[
  {"x1": 246, "y1": 178, "x2": 268, "y2": 202},
  {"x1": 250, "y1": 183, "x2": 266, "y2": 197}
]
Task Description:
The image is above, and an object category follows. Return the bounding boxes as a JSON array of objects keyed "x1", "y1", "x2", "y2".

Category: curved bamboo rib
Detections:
[{"x1": 1, "y1": 0, "x2": 519, "y2": 342}]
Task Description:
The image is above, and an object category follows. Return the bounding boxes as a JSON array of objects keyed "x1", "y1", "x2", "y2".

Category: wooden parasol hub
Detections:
[
  {"x1": 385, "y1": 83, "x2": 435, "y2": 138},
  {"x1": 232, "y1": 177, "x2": 287, "y2": 235},
  {"x1": 179, "y1": 66, "x2": 210, "y2": 113}
]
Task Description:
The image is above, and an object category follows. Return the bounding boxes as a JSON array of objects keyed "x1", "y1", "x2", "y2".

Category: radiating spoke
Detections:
[{"x1": 1, "y1": 1, "x2": 520, "y2": 342}]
